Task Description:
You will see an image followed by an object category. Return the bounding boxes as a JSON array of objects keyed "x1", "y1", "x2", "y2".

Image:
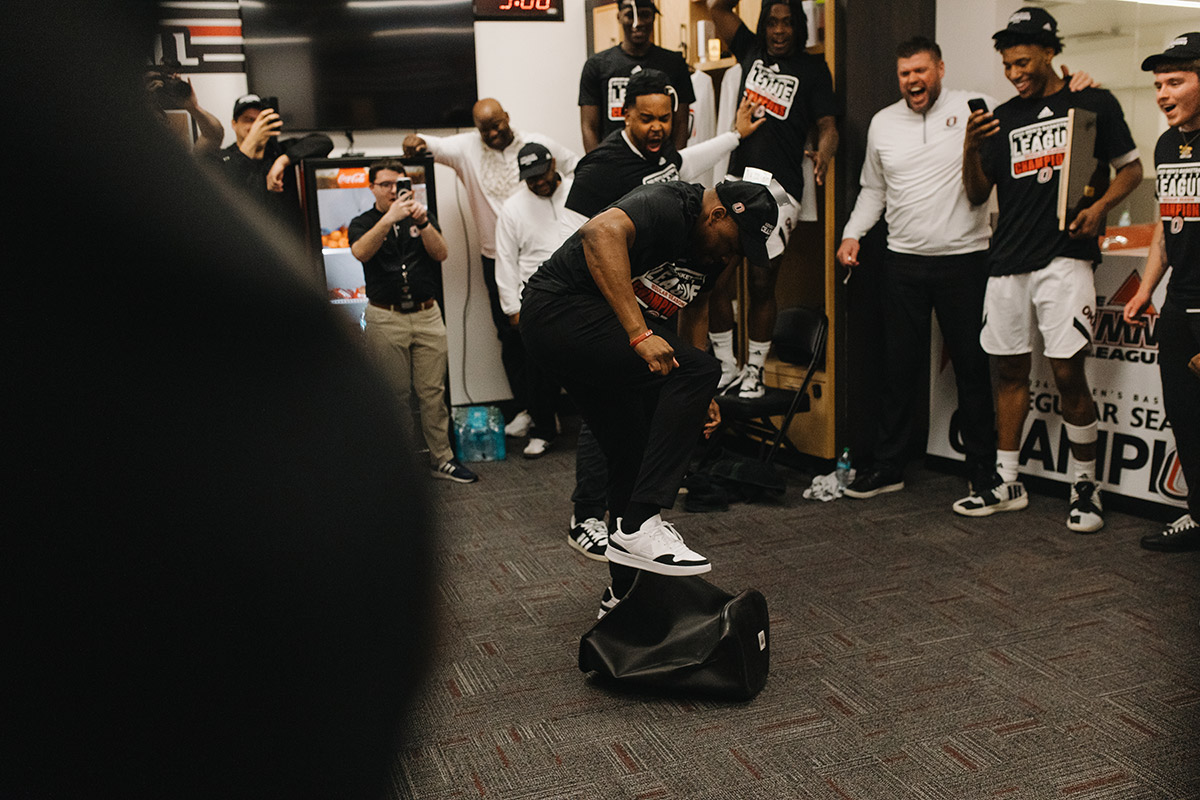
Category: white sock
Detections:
[
  {"x1": 746, "y1": 339, "x2": 771, "y2": 369},
  {"x1": 709, "y1": 330, "x2": 736, "y2": 370},
  {"x1": 996, "y1": 450, "x2": 1020, "y2": 484},
  {"x1": 1063, "y1": 421, "x2": 1098, "y2": 483}
]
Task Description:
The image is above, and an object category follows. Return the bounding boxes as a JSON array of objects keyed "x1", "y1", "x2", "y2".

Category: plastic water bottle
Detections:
[
  {"x1": 454, "y1": 406, "x2": 507, "y2": 462},
  {"x1": 836, "y1": 447, "x2": 852, "y2": 488},
  {"x1": 487, "y1": 406, "x2": 507, "y2": 461}
]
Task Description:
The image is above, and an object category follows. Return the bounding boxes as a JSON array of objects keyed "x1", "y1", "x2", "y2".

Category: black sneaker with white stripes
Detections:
[
  {"x1": 567, "y1": 516, "x2": 608, "y2": 561},
  {"x1": 597, "y1": 586, "x2": 619, "y2": 619},
  {"x1": 951, "y1": 472, "x2": 1028, "y2": 517}
]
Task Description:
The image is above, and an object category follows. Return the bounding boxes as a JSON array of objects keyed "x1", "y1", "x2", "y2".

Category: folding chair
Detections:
[{"x1": 713, "y1": 305, "x2": 828, "y2": 472}]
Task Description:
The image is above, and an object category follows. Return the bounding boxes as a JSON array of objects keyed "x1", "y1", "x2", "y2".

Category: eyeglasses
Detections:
[{"x1": 373, "y1": 180, "x2": 412, "y2": 191}]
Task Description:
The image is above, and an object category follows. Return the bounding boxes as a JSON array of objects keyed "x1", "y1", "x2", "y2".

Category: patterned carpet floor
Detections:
[{"x1": 389, "y1": 424, "x2": 1200, "y2": 800}]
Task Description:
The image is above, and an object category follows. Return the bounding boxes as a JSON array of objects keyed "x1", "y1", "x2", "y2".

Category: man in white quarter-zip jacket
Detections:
[
  {"x1": 836, "y1": 36, "x2": 1092, "y2": 503},
  {"x1": 494, "y1": 143, "x2": 574, "y2": 464}
]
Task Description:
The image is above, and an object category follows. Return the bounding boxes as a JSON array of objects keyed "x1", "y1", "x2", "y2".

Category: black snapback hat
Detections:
[
  {"x1": 517, "y1": 142, "x2": 553, "y2": 181},
  {"x1": 232, "y1": 93, "x2": 267, "y2": 119},
  {"x1": 1142, "y1": 32, "x2": 1200, "y2": 71},
  {"x1": 993, "y1": 7, "x2": 1058, "y2": 42},
  {"x1": 715, "y1": 179, "x2": 778, "y2": 268}
]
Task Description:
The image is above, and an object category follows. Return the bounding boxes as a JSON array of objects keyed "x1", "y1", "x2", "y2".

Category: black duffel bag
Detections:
[{"x1": 578, "y1": 571, "x2": 769, "y2": 701}]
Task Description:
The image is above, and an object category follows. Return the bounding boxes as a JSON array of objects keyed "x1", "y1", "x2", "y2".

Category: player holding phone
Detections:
[{"x1": 836, "y1": 36, "x2": 1097, "y2": 504}]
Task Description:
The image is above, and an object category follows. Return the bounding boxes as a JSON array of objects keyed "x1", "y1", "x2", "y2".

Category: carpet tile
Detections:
[{"x1": 391, "y1": 425, "x2": 1200, "y2": 799}]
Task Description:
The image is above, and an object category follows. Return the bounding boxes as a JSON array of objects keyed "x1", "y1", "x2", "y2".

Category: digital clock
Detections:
[{"x1": 473, "y1": 0, "x2": 563, "y2": 21}]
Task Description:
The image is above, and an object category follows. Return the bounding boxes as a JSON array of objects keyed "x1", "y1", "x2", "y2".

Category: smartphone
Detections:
[
  {"x1": 262, "y1": 96, "x2": 280, "y2": 114},
  {"x1": 967, "y1": 97, "x2": 988, "y2": 114}
]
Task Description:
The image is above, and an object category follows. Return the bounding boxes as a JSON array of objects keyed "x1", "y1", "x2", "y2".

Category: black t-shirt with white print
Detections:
[
  {"x1": 526, "y1": 181, "x2": 719, "y2": 321},
  {"x1": 982, "y1": 84, "x2": 1137, "y2": 276},
  {"x1": 727, "y1": 22, "x2": 836, "y2": 202},
  {"x1": 1156, "y1": 128, "x2": 1200, "y2": 305},
  {"x1": 578, "y1": 44, "x2": 696, "y2": 142},
  {"x1": 565, "y1": 128, "x2": 684, "y2": 219}
]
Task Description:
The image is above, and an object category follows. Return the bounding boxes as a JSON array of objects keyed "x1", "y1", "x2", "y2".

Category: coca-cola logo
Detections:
[{"x1": 336, "y1": 169, "x2": 369, "y2": 188}]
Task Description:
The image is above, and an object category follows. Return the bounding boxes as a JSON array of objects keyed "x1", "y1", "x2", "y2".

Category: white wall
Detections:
[
  {"x1": 937, "y1": 0, "x2": 1200, "y2": 224},
  {"x1": 190, "y1": 13, "x2": 588, "y2": 407}
]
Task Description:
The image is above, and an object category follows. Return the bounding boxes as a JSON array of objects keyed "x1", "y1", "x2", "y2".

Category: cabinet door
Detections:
[{"x1": 593, "y1": 3, "x2": 620, "y2": 51}]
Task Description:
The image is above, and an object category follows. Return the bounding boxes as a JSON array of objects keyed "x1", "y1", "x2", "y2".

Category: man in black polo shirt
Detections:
[
  {"x1": 349, "y1": 159, "x2": 478, "y2": 484},
  {"x1": 960, "y1": 8, "x2": 1142, "y2": 531},
  {"x1": 706, "y1": 0, "x2": 839, "y2": 398},
  {"x1": 1124, "y1": 33, "x2": 1200, "y2": 551},
  {"x1": 578, "y1": 0, "x2": 694, "y2": 153},
  {"x1": 521, "y1": 178, "x2": 776, "y2": 608}
]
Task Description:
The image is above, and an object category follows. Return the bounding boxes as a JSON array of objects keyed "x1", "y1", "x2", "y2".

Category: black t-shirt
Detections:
[
  {"x1": 727, "y1": 23, "x2": 836, "y2": 202},
  {"x1": 982, "y1": 84, "x2": 1137, "y2": 276},
  {"x1": 526, "y1": 182, "x2": 720, "y2": 320},
  {"x1": 347, "y1": 206, "x2": 442, "y2": 306},
  {"x1": 578, "y1": 44, "x2": 696, "y2": 141},
  {"x1": 1155, "y1": 129, "x2": 1200, "y2": 305},
  {"x1": 565, "y1": 129, "x2": 684, "y2": 219}
]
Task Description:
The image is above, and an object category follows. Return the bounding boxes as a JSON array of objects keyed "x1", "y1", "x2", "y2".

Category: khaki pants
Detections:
[{"x1": 364, "y1": 302, "x2": 454, "y2": 467}]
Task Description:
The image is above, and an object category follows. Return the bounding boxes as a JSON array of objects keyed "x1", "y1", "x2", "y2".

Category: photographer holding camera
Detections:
[{"x1": 145, "y1": 61, "x2": 224, "y2": 155}]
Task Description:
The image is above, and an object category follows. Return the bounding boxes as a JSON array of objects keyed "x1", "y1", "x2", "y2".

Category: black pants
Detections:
[
  {"x1": 875, "y1": 250, "x2": 996, "y2": 480},
  {"x1": 521, "y1": 288, "x2": 720, "y2": 517},
  {"x1": 572, "y1": 422, "x2": 609, "y2": 522},
  {"x1": 1158, "y1": 296, "x2": 1200, "y2": 519},
  {"x1": 481, "y1": 255, "x2": 527, "y2": 412}
]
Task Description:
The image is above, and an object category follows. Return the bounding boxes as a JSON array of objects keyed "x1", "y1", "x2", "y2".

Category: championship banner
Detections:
[{"x1": 927, "y1": 249, "x2": 1189, "y2": 511}]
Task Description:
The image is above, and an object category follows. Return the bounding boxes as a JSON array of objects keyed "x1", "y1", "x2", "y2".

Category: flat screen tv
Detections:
[{"x1": 239, "y1": 0, "x2": 477, "y2": 131}]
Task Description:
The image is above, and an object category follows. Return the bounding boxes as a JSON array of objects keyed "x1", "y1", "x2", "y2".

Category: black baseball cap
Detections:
[
  {"x1": 715, "y1": 179, "x2": 778, "y2": 268},
  {"x1": 1142, "y1": 32, "x2": 1200, "y2": 71},
  {"x1": 620, "y1": 0, "x2": 659, "y2": 13},
  {"x1": 993, "y1": 7, "x2": 1057, "y2": 41},
  {"x1": 517, "y1": 143, "x2": 554, "y2": 181},
  {"x1": 232, "y1": 93, "x2": 267, "y2": 119}
]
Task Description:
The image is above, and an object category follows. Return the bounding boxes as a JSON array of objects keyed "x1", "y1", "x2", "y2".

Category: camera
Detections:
[{"x1": 147, "y1": 60, "x2": 191, "y2": 110}]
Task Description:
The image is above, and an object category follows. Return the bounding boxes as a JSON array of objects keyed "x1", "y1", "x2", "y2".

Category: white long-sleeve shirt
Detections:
[
  {"x1": 841, "y1": 88, "x2": 998, "y2": 255},
  {"x1": 494, "y1": 176, "x2": 574, "y2": 317},
  {"x1": 421, "y1": 129, "x2": 578, "y2": 259}
]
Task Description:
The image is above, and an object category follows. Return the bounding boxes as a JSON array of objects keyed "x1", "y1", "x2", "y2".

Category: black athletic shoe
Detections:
[
  {"x1": 843, "y1": 466, "x2": 904, "y2": 499},
  {"x1": 567, "y1": 516, "x2": 609, "y2": 561},
  {"x1": 1140, "y1": 514, "x2": 1200, "y2": 552}
]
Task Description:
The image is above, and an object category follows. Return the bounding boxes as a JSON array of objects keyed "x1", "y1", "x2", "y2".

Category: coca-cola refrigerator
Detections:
[{"x1": 299, "y1": 155, "x2": 439, "y2": 328}]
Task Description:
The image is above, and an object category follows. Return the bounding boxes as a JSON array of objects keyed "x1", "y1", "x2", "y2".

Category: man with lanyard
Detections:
[
  {"x1": 556, "y1": 68, "x2": 764, "y2": 567},
  {"x1": 578, "y1": 0, "x2": 694, "y2": 154},
  {"x1": 1123, "y1": 33, "x2": 1200, "y2": 551},
  {"x1": 836, "y1": 37, "x2": 1094, "y2": 500},
  {"x1": 349, "y1": 159, "x2": 478, "y2": 485},
  {"x1": 402, "y1": 100, "x2": 577, "y2": 429},
  {"x1": 521, "y1": 178, "x2": 777, "y2": 613},
  {"x1": 494, "y1": 144, "x2": 572, "y2": 464},
  {"x1": 959, "y1": 8, "x2": 1142, "y2": 531},
  {"x1": 705, "y1": 0, "x2": 838, "y2": 399}
]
